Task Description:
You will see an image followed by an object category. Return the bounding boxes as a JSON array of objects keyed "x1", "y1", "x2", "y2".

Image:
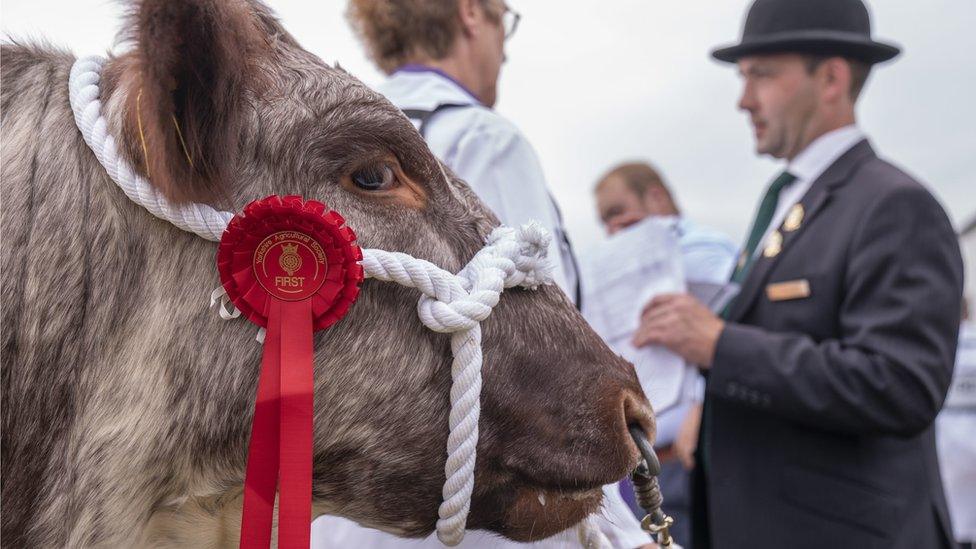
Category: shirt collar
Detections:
[
  {"x1": 672, "y1": 215, "x2": 691, "y2": 235},
  {"x1": 393, "y1": 64, "x2": 483, "y2": 106},
  {"x1": 787, "y1": 125, "x2": 866, "y2": 183}
]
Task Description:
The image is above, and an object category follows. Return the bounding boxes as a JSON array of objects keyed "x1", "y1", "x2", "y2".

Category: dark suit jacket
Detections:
[{"x1": 692, "y1": 140, "x2": 964, "y2": 549}]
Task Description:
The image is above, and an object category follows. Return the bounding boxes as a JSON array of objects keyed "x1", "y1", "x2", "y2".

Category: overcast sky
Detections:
[{"x1": 3, "y1": 0, "x2": 974, "y2": 256}]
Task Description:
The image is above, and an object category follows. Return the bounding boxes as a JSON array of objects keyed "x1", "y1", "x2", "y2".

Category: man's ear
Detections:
[
  {"x1": 819, "y1": 57, "x2": 851, "y2": 105},
  {"x1": 120, "y1": 0, "x2": 265, "y2": 204},
  {"x1": 457, "y1": 0, "x2": 481, "y2": 38}
]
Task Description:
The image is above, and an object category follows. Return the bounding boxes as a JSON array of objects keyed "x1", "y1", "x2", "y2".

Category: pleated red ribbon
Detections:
[{"x1": 217, "y1": 195, "x2": 363, "y2": 549}]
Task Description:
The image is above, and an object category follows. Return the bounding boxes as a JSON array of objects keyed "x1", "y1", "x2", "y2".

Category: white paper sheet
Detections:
[{"x1": 581, "y1": 217, "x2": 689, "y2": 412}]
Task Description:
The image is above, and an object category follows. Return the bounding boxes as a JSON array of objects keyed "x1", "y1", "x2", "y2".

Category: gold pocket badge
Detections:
[
  {"x1": 766, "y1": 279, "x2": 811, "y2": 301},
  {"x1": 784, "y1": 204, "x2": 804, "y2": 232},
  {"x1": 763, "y1": 230, "x2": 783, "y2": 258}
]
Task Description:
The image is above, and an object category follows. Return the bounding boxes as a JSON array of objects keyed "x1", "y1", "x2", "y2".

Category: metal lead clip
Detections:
[{"x1": 628, "y1": 425, "x2": 675, "y2": 547}]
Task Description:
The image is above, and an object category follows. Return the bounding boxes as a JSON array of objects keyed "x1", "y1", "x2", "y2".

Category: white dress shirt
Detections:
[
  {"x1": 755, "y1": 125, "x2": 866, "y2": 256},
  {"x1": 311, "y1": 69, "x2": 649, "y2": 548}
]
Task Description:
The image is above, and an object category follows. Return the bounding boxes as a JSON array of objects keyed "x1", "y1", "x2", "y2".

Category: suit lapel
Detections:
[
  {"x1": 727, "y1": 140, "x2": 876, "y2": 322},
  {"x1": 727, "y1": 187, "x2": 831, "y2": 321}
]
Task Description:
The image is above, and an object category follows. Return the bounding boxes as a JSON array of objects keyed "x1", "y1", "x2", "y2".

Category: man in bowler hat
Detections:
[{"x1": 630, "y1": 0, "x2": 965, "y2": 547}]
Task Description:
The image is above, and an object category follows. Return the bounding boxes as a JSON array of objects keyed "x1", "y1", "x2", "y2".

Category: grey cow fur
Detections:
[{"x1": 1, "y1": 1, "x2": 653, "y2": 547}]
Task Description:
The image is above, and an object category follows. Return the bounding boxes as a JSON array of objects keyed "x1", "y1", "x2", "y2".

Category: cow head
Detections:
[{"x1": 99, "y1": 0, "x2": 653, "y2": 541}]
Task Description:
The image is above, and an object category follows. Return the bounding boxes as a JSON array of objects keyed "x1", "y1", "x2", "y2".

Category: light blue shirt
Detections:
[{"x1": 674, "y1": 217, "x2": 738, "y2": 284}]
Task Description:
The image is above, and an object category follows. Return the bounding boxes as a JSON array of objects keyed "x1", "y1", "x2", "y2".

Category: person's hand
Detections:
[
  {"x1": 674, "y1": 403, "x2": 703, "y2": 470},
  {"x1": 632, "y1": 293, "x2": 724, "y2": 368}
]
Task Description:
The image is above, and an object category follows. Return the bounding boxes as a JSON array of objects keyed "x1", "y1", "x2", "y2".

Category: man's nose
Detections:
[{"x1": 738, "y1": 83, "x2": 755, "y2": 112}]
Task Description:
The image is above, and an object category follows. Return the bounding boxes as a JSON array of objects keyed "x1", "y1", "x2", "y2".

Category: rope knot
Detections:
[
  {"x1": 417, "y1": 223, "x2": 553, "y2": 335},
  {"x1": 482, "y1": 221, "x2": 553, "y2": 290}
]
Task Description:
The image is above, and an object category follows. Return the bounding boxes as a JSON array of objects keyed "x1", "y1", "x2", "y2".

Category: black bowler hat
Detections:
[{"x1": 712, "y1": 0, "x2": 901, "y2": 64}]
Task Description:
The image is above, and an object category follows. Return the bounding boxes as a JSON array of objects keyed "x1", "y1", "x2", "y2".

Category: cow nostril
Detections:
[
  {"x1": 621, "y1": 390, "x2": 655, "y2": 451},
  {"x1": 627, "y1": 424, "x2": 661, "y2": 475}
]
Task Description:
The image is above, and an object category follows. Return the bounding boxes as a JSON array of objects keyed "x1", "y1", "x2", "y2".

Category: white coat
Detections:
[{"x1": 937, "y1": 322, "x2": 976, "y2": 542}]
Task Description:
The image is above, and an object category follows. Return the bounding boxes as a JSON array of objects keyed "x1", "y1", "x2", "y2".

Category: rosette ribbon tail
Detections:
[
  {"x1": 238, "y1": 301, "x2": 280, "y2": 549},
  {"x1": 277, "y1": 298, "x2": 314, "y2": 548},
  {"x1": 240, "y1": 298, "x2": 314, "y2": 549},
  {"x1": 215, "y1": 196, "x2": 362, "y2": 547}
]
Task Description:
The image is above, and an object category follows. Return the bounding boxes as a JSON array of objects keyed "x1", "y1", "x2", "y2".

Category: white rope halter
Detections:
[{"x1": 69, "y1": 56, "x2": 609, "y2": 548}]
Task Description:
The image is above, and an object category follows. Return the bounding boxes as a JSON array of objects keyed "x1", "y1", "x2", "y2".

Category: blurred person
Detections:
[
  {"x1": 938, "y1": 299, "x2": 976, "y2": 548},
  {"x1": 595, "y1": 161, "x2": 737, "y2": 545},
  {"x1": 596, "y1": 162, "x2": 737, "y2": 287},
  {"x1": 346, "y1": 0, "x2": 580, "y2": 303},
  {"x1": 312, "y1": 0, "x2": 652, "y2": 547},
  {"x1": 630, "y1": 0, "x2": 965, "y2": 547}
]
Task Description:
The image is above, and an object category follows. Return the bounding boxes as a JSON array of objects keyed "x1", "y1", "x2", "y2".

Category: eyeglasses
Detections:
[{"x1": 502, "y1": 8, "x2": 521, "y2": 40}]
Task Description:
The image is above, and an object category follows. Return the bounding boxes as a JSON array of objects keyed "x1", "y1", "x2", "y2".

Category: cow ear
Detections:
[{"x1": 121, "y1": 0, "x2": 263, "y2": 204}]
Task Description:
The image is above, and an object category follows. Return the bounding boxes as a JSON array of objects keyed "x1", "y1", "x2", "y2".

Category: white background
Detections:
[{"x1": 3, "y1": 0, "x2": 974, "y2": 255}]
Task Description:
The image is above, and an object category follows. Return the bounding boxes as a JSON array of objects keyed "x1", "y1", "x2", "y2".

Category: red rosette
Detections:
[
  {"x1": 216, "y1": 195, "x2": 363, "y2": 549},
  {"x1": 217, "y1": 194, "x2": 363, "y2": 331}
]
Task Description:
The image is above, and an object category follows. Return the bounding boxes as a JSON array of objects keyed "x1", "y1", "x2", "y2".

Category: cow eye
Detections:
[{"x1": 351, "y1": 163, "x2": 397, "y2": 191}]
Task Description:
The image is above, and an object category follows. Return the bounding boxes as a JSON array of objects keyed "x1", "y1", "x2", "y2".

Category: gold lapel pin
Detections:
[
  {"x1": 763, "y1": 230, "x2": 783, "y2": 258},
  {"x1": 783, "y1": 203, "x2": 804, "y2": 232}
]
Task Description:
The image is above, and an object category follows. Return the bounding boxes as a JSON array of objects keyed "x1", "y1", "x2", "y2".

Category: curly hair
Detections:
[{"x1": 347, "y1": 0, "x2": 501, "y2": 74}]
